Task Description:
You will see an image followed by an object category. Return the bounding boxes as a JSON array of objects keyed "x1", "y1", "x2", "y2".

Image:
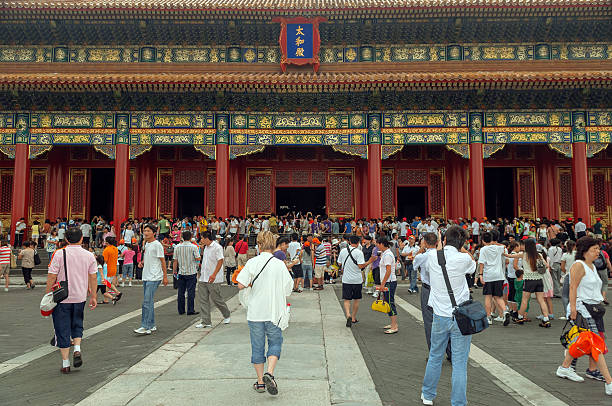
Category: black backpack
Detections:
[{"x1": 593, "y1": 253, "x2": 607, "y2": 271}]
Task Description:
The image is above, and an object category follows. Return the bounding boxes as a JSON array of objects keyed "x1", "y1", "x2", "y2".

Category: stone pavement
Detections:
[{"x1": 76, "y1": 288, "x2": 382, "y2": 406}]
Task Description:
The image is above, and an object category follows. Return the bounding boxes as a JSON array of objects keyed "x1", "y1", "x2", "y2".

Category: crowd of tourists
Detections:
[{"x1": 3, "y1": 212, "x2": 612, "y2": 400}]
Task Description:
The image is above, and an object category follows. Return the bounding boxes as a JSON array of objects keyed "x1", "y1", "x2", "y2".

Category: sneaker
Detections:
[
  {"x1": 121, "y1": 282, "x2": 125, "y2": 288},
  {"x1": 150, "y1": 326, "x2": 157, "y2": 332},
  {"x1": 298, "y1": 287, "x2": 303, "y2": 292},
  {"x1": 539, "y1": 320, "x2": 551, "y2": 328},
  {"x1": 223, "y1": 318, "x2": 231, "y2": 324},
  {"x1": 503, "y1": 312, "x2": 511, "y2": 326},
  {"x1": 3, "y1": 287, "x2": 7, "y2": 292},
  {"x1": 195, "y1": 323, "x2": 212, "y2": 329},
  {"x1": 606, "y1": 382, "x2": 612, "y2": 396},
  {"x1": 133, "y1": 327, "x2": 151, "y2": 335},
  {"x1": 493, "y1": 316, "x2": 505, "y2": 323},
  {"x1": 586, "y1": 369, "x2": 606, "y2": 382},
  {"x1": 420, "y1": 393, "x2": 434, "y2": 405},
  {"x1": 559, "y1": 316, "x2": 567, "y2": 320},
  {"x1": 537, "y1": 314, "x2": 544, "y2": 320},
  {"x1": 129, "y1": 282, "x2": 132, "y2": 287},
  {"x1": 556, "y1": 366, "x2": 584, "y2": 382},
  {"x1": 487, "y1": 317, "x2": 493, "y2": 325},
  {"x1": 491, "y1": 312, "x2": 499, "y2": 319}
]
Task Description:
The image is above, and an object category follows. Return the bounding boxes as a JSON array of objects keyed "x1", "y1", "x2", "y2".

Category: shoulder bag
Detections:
[
  {"x1": 535, "y1": 254, "x2": 547, "y2": 274},
  {"x1": 34, "y1": 249, "x2": 41, "y2": 266},
  {"x1": 52, "y1": 249, "x2": 69, "y2": 303},
  {"x1": 437, "y1": 249, "x2": 488, "y2": 336},
  {"x1": 239, "y1": 256, "x2": 274, "y2": 309}
]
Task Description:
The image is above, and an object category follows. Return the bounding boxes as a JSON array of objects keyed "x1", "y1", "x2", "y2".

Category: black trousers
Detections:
[
  {"x1": 22, "y1": 267, "x2": 33, "y2": 284},
  {"x1": 225, "y1": 266, "x2": 236, "y2": 285},
  {"x1": 177, "y1": 274, "x2": 197, "y2": 314}
]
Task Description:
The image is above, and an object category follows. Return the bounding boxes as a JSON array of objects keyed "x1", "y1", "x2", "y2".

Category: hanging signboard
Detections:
[{"x1": 274, "y1": 17, "x2": 325, "y2": 73}]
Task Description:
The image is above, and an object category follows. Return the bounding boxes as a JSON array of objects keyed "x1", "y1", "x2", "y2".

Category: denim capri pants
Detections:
[
  {"x1": 248, "y1": 320, "x2": 283, "y2": 364},
  {"x1": 122, "y1": 263, "x2": 134, "y2": 278}
]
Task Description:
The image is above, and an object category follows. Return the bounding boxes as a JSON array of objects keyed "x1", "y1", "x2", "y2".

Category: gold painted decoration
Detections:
[
  {"x1": 446, "y1": 144, "x2": 469, "y2": 159},
  {"x1": 381, "y1": 145, "x2": 404, "y2": 159},
  {"x1": 195, "y1": 145, "x2": 216, "y2": 160},
  {"x1": 129, "y1": 145, "x2": 152, "y2": 159},
  {"x1": 587, "y1": 143, "x2": 609, "y2": 158},
  {"x1": 331, "y1": 145, "x2": 367, "y2": 159},
  {"x1": 548, "y1": 143, "x2": 572, "y2": 158},
  {"x1": 29, "y1": 145, "x2": 52, "y2": 159},
  {"x1": 483, "y1": 143, "x2": 505, "y2": 158},
  {"x1": 229, "y1": 145, "x2": 265, "y2": 159}
]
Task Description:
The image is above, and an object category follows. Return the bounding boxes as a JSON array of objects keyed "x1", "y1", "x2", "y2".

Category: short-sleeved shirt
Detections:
[
  {"x1": 314, "y1": 245, "x2": 328, "y2": 266},
  {"x1": 0, "y1": 246, "x2": 11, "y2": 264},
  {"x1": 143, "y1": 240, "x2": 165, "y2": 281},
  {"x1": 478, "y1": 244, "x2": 506, "y2": 282},
  {"x1": 273, "y1": 250, "x2": 287, "y2": 261},
  {"x1": 123, "y1": 249, "x2": 136, "y2": 265},
  {"x1": 103, "y1": 245, "x2": 119, "y2": 277},
  {"x1": 48, "y1": 246, "x2": 97, "y2": 303},
  {"x1": 287, "y1": 241, "x2": 301, "y2": 263},
  {"x1": 339, "y1": 247, "x2": 365, "y2": 284},
  {"x1": 379, "y1": 249, "x2": 397, "y2": 283},
  {"x1": 173, "y1": 241, "x2": 201, "y2": 275},
  {"x1": 200, "y1": 241, "x2": 224, "y2": 283}
]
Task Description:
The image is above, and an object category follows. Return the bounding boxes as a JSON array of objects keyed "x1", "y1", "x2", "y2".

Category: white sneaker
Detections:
[
  {"x1": 421, "y1": 393, "x2": 434, "y2": 405},
  {"x1": 121, "y1": 282, "x2": 125, "y2": 288},
  {"x1": 606, "y1": 382, "x2": 612, "y2": 396},
  {"x1": 556, "y1": 366, "x2": 584, "y2": 382},
  {"x1": 309, "y1": 288, "x2": 313, "y2": 291},
  {"x1": 150, "y1": 326, "x2": 157, "y2": 332},
  {"x1": 298, "y1": 287, "x2": 303, "y2": 292},
  {"x1": 223, "y1": 318, "x2": 231, "y2": 324},
  {"x1": 133, "y1": 327, "x2": 151, "y2": 335},
  {"x1": 195, "y1": 323, "x2": 212, "y2": 329},
  {"x1": 487, "y1": 317, "x2": 493, "y2": 325},
  {"x1": 559, "y1": 316, "x2": 567, "y2": 320},
  {"x1": 537, "y1": 314, "x2": 544, "y2": 320},
  {"x1": 4, "y1": 287, "x2": 7, "y2": 292},
  {"x1": 493, "y1": 316, "x2": 505, "y2": 323}
]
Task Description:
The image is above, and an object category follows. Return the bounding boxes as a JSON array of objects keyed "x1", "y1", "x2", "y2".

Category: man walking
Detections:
[
  {"x1": 478, "y1": 231, "x2": 510, "y2": 326},
  {"x1": 172, "y1": 230, "x2": 201, "y2": 316},
  {"x1": 421, "y1": 225, "x2": 476, "y2": 406},
  {"x1": 135, "y1": 224, "x2": 168, "y2": 335},
  {"x1": 196, "y1": 231, "x2": 231, "y2": 328},
  {"x1": 339, "y1": 235, "x2": 374, "y2": 327},
  {"x1": 46, "y1": 227, "x2": 98, "y2": 373},
  {"x1": 548, "y1": 238, "x2": 563, "y2": 297},
  {"x1": 401, "y1": 235, "x2": 420, "y2": 293}
]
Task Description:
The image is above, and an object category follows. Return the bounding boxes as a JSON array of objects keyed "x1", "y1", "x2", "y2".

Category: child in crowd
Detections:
[
  {"x1": 513, "y1": 269, "x2": 530, "y2": 321},
  {"x1": 121, "y1": 244, "x2": 135, "y2": 287},
  {"x1": 96, "y1": 255, "x2": 113, "y2": 304}
]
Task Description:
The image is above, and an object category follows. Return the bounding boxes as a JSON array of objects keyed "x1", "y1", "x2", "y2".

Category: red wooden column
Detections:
[
  {"x1": 367, "y1": 144, "x2": 382, "y2": 219},
  {"x1": 215, "y1": 144, "x2": 229, "y2": 219},
  {"x1": 468, "y1": 113, "x2": 485, "y2": 220},
  {"x1": 113, "y1": 144, "x2": 130, "y2": 230},
  {"x1": 572, "y1": 142, "x2": 590, "y2": 226},
  {"x1": 11, "y1": 144, "x2": 30, "y2": 243}
]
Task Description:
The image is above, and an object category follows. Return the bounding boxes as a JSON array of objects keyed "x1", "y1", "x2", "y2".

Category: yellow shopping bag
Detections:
[{"x1": 371, "y1": 299, "x2": 391, "y2": 314}]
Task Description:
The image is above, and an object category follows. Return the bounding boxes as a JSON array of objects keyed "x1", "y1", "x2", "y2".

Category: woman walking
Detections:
[
  {"x1": 555, "y1": 236, "x2": 612, "y2": 396},
  {"x1": 18, "y1": 241, "x2": 35, "y2": 289},
  {"x1": 224, "y1": 238, "x2": 237, "y2": 286},
  {"x1": 376, "y1": 236, "x2": 398, "y2": 334},
  {"x1": 236, "y1": 231, "x2": 293, "y2": 396}
]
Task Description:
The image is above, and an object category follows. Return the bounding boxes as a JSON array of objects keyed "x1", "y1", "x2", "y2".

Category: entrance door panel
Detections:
[
  {"x1": 29, "y1": 168, "x2": 48, "y2": 225},
  {"x1": 516, "y1": 167, "x2": 536, "y2": 219},
  {"x1": 0, "y1": 169, "x2": 13, "y2": 232},
  {"x1": 382, "y1": 168, "x2": 395, "y2": 217},
  {"x1": 328, "y1": 168, "x2": 354, "y2": 218},
  {"x1": 247, "y1": 168, "x2": 273, "y2": 215},
  {"x1": 589, "y1": 168, "x2": 611, "y2": 226},
  {"x1": 68, "y1": 168, "x2": 87, "y2": 220},
  {"x1": 157, "y1": 168, "x2": 174, "y2": 218}
]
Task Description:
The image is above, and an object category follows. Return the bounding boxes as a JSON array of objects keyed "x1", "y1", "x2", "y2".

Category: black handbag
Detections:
[
  {"x1": 34, "y1": 249, "x2": 41, "y2": 266},
  {"x1": 52, "y1": 250, "x2": 69, "y2": 303},
  {"x1": 437, "y1": 249, "x2": 489, "y2": 336}
]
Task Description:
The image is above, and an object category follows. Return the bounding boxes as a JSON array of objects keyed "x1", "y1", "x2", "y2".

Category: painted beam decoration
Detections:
[
  {"x1": 229, "y1": 113, "x2": 367, "y2": 146},
  {"x1": 587, "y1": 111, "x2": 612, "y2": 144},
  {"x1": 483, "y1": 111, "x2": 573, "y2": 143},
  {"x1": 276, "y1": 17, "x2": 325, "y2": 73},
  {"x1": 129, "y1": 113, "x2": 216, "y2": 145},
  {"x1": 381, "y1": 112, "x2": 469, "y2": 144}
]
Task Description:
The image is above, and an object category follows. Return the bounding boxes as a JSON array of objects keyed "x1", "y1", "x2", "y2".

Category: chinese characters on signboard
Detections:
[{"x1": 275, "y1": 17, "x2": 324, "y2": 72}]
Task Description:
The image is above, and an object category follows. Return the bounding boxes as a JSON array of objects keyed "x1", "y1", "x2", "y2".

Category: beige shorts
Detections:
[
  {"x1": 0, "y1": 263, "x2": 9, "y2": 276},
  {"x1": 314, "y1": 265, "x2": 327, "y2": 279}
]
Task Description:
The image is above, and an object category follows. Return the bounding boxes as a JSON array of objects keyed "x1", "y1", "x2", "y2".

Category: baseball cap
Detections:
[
  {"x1": 40, "y1": 292, "x2": 57, "y2": 317},
  {"x1": 119, "y1": 239, "x2": 125, "y2": 244},
  {"x1": 312, "y1": 238, "x2": 321, "y2": 245},
  {"x1": 332, "y1": 239, "x2": 339, "y2": 245}
]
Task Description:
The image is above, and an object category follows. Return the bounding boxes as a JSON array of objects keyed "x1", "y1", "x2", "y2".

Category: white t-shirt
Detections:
[
  {"x1": 400, "y1": 222, "x2": 408, "y2": 237},
  {"x1": 426, "y1": 245, "x2": 476, "y2": 318},
  {"x1": 58, "y1": 227, "x2": 66, "y2": 239},
  {"x1": 236, "y1": 252, "x2": 293, "y2": 322},
  {"x1": 80, "y1": 223, "x2": 92, "y2": 238},
  {"x1": 200, "y1": 241, "x2": 224, "y2": 283},
  {"x1": 143, "y1": 240, "x2": 165, "y2": 281},
  {"x1": 122, "y1": 229, "x2": 135, "y2": 242},
  {"x1": 575, "y1": 222, "x2": 587, "y2": 233},
  {"x1": 471, "y1": 221, "x2": 479, "y2": 235},
  {"x1": 561, "y1": 251, "x2": 576, "y2": 275},
  {"x1": 338, "y1": 246, "x2": 365, "y2": 285},
  {"x1": 478, "y1": 244, "x2": 506, "y2": 282},
  {"x1": 402, "y1": 244, "x2": 419, "y2": 259},
  {"x1": 548, "y1": 246, "x2": 563, "y2": 264},
  {"x1": 287, "y1": 241, "x2": 301, "y2": 264},
  {"x1": 506, "y1": 257, "x2": 517, "y2": 279},
  {"x1": 379, "y1": 249, "x2": 397, "y2": 283}
]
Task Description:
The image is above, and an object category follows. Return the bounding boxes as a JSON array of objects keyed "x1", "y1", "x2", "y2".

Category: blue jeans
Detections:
[
  {"x1": 177, "y1": 274, "x2": 197, "y2": 314},
  {"x1": 422, "y1": 314, "x2": 472, "y2": 406},
  {"x1": 407, "y1": 262, "x2": 418, "y2": 291},
  {"x1": 383, "y1": 281, "x2": 398, "y2": 316},
  {"x1": 248, "y1": 321, "x2": 283, "y2": 364},
  {"x1": 302, "y1": 264, "x2": 313, "y2": 284},
  {"x1": 122, "y1": 263, "x2": 134, "y2": 279},
  {"x1": 141, "y1": 280, "x2": 161, "y2": 329}
]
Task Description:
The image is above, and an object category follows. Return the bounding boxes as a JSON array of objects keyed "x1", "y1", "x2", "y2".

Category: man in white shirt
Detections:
[
  {"x1": 287, "y1": 233, "x2": 303, "y2": 292},
  {"x1": 262, "y1": 217, "x2": 270, "y2": 232},
  {"x1": 338, "y1": 235, "x2": 375, "y2": 327},
  {"x1": 422, "y1": 225, "x2": 475, "y2": 406},
  {"x1": 80, "y1": 221, "x2": 92, "y2": 247},
  {"x1": 470, "y1": 217, "x2": 480, "y2": 244},
  {"x1": 547, "y1": 238, "x2": 563, "y2": 297},
  {"x1": 196, "y1": 231, "x2": 231, "y2": 328},
  {"x1": 413, "y1": 232, "x2": 450, "y2": 360},
  {"x1": 477, "y1": 231, "x2": 509, "y2": 326},
  {"x1": 574, "y1": 218, "x2": 587, "y2": 239},
  {"x1": 399, "y1": 218, "x2": 408, "y2": 238},
  {"x1": 135, "y1": 224, "x2": 168, "y2": 335},
  {"x1": 401, "y1": 236, "x2": 420, "y2": 293}
]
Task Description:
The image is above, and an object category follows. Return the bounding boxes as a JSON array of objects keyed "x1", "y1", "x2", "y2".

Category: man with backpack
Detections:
[{"x1": 338, "y1": 235, "x2": 375, "y2": 328}]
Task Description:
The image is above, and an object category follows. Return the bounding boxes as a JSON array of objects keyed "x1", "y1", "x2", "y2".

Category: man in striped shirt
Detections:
[
  {"x1": 313, "y1": 238, "x2": 328, "y2": 291},
  {"x1": 0, "y1": 240, "x2": 11, "y2": 292},
  {"x1": 172, "y1": 230, "x2": 201, "y2": 316}
]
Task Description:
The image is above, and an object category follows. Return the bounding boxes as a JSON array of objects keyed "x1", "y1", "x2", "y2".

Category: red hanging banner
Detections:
[{"x1": 274, "y1": 17, "x2": 326, "y2": 73}]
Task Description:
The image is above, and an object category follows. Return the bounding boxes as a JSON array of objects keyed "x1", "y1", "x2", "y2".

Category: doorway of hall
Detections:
[
  {"x1": 275, "y1": 187, "x2": 326, "y2": 216},
  {"x1": 175, "y1": 187, "x2": 205, "y2": 219},
  {"x1": 397, "y1": 187, "x2": 427, "y2": 220},
  {"x1": 89, "y1": 168, "x2": 114, "y2": 221},
  {"x1": 484, "y1": 167, "x2": 515, "y2": 219}
]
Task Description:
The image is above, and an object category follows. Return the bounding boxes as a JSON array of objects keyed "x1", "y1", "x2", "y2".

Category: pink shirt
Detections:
[
  {"x1": 48, "y1": 245, "x2": 97, "y2": 303},
  {"x1": 123, "y1": 249, "x2": 136, "y2": 265}
]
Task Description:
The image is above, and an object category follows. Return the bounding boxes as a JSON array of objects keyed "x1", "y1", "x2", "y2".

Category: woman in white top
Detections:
[
  {"x1": 555, "y1": 236, "x2": 612, "y2": 396},
  {"x1": 376, "y1": 236, "x2": 398, "y2": 334},
  {"x1": 223, "y1": 239, "x2": 237, "y2": 286},
  {"x1": 236, "y1": 231, "x2": 293, "y2": 396}
]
